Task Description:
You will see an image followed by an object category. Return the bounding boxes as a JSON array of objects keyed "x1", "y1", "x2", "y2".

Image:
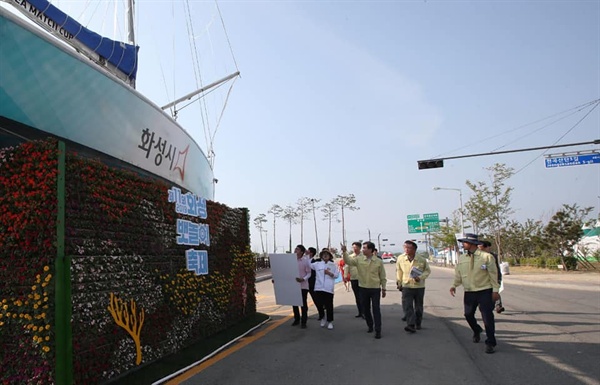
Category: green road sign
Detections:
[
  {"x1": 407, "y1": 213, "x2": 440, "y2": 233},
  {"x1": 408, "y1": 219, "x2": 425, "y2": 233}
]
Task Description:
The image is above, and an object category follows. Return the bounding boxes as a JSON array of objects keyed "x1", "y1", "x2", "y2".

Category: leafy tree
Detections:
[
  {"x1": 253, "y1": 213, "x2": 267, "y2": 255},
  {"x1": 268, "y1": 204, "x2": 283, "y2": 253},
  {"x1": 321, "y1": 200, "x2": 339, "y2": 249},
  {"x1": 334, "y1": 194, "x2": 359, "y2": 245},
  {"x1": 282, "y1": 205, "x2": 299, "y2": 253},
  {"x1": 464, "y1": 163, "x2": 514, "y2": 262},
  {"x1": 431, "y1": 214, "x2": 461, "y2": 251},
  {"x1": 498, "y1": 219, "x2": 544, "y2": 265},
  {"x1": 543, "y1": 204, "x2": 593, "y2": 270}
]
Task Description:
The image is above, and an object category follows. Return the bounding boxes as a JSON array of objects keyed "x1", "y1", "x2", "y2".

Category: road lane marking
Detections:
[{"x1": 163, "y1": 316, "x2": 291, "y2": 384}]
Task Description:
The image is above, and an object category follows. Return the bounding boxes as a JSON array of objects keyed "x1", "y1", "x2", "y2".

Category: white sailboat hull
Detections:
[{"x1": 0, "y1": 6, "x2": 215, "y2": 199}]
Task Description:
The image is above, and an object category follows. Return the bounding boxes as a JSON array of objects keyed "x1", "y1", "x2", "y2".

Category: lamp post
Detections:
[{"x1": 433, "y1": 187, "x2": 464, "y2": 236}]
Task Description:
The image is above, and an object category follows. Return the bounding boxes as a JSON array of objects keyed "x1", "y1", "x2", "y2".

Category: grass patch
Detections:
[{"x1": 107, "y1": 312, "x2": 270, "y2": 385}]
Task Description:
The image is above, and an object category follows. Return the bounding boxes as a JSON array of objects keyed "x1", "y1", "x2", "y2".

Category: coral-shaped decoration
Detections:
[{"x1": 107, "y1": 293, "x2": 144, "y2": 365}]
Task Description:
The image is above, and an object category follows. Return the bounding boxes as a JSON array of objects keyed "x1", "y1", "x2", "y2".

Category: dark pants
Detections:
[
  {"x1": 315, "y1": 291, "x2": 334, "y2": 322},
  {"x1": 464, "y1": 289, "x2": 496, "y2": 346},
  {"x1": 308, "y1": 285, "x2": 321, "y2": 316},
  {"x1": 402, "y1": 287, "x2": 425, "y2": 327},
  {"x1": 360, "y1": 288, "x2": 382, "y2": 332},
  {"x1": 293, "y1": 289, "x2": 309, "y2": 325},
  {"x1": 351, "y1": 279, "x2": 362, "y2": 315}
]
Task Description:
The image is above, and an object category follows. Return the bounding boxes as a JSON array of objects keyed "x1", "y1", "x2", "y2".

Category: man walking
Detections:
[
  {"x1": 348, "y1": 242, "x2": 364, "y2": 318},
  {"x1": 450, "y1": 234, "x2": 500, "y2": 354},
  {"x1": 396, "y1": 240, "x2": 431, "y2": 333},
  {"x1": 292, "y1": 245, "x2": 312, "y2": 328},
  {"x1": 306, "y1": 247, "x2": 322, "y2": 318},
  {"x1": 479, "y1": 240, "x2": 505, "y2": 313},
  {"x1": 342, "y1": 242, "x2": 387, "y2": 339}
]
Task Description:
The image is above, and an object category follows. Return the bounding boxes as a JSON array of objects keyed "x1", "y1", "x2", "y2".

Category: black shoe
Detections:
[
  {"x1": 355, "y1": 314, "x2": 364, "y2": 318},
  {"x1": 496, "y1": 306, "x2": 505, "y2": 314},
  {"x1": 485, "y1": 344, "x2": 495, "y2": 354},
  {"x1": 375, "y1": 332, "x2": 381, "y2": 339},
  {"x1": 291, "y1": 320, "x2": 300, "y2": 326},
  {"x1": 301, "y1": 323, "x2": 307, "y2": 329},
  {"x1": 367, "y1": 327, "x2": 374, "y2": 333},
  {"x1": 473, "y1": 325, "x2": 483, "y2": 343},
  {"x1": 416, "y1": 325, "x2": 422, "y2": 330},
  {"x1": 404, "y1": 325, "x2": 416, "y2": 333},
  {"x1": 401, "y1": 316, "x2": 407, "y2": 321}
]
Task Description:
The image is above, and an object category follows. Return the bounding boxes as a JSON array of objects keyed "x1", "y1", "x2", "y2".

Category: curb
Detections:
[{"x1": 255, "y1": 274, "x2": 272, "y2": 283}]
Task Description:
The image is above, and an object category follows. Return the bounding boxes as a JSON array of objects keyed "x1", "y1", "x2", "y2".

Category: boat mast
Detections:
[
  {"x1": 126, "y1": 0, "x2": 136, "y2": 46},
  {"x1": 126, "y1": 0, "x2": 136, "y2": 87},
  {"x1": 161, "y1": 71, "x2": 240, "y2": 111}
]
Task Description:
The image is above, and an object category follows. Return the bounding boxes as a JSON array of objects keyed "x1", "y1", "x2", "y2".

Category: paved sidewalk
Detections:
[{"x1": 177, "y1": 264, "x2": 600, "y2": 385}]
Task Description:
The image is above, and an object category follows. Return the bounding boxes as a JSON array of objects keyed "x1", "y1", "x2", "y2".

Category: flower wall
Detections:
[
  {"x1": 0, "y1": 141, "x2": 57, "y2": 384},
  {"x1": 0, "y1": 139, "x2": 256, "y2": 384}
]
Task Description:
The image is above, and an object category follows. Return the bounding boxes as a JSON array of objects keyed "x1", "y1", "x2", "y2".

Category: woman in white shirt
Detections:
[{"x1": 310, "y1": 249, "x2": 339, "y2": 329}]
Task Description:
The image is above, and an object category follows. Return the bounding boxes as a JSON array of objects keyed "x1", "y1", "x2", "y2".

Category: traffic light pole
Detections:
[{"x1": 418, "y1": 139, "x2": 599, "y2": 169}]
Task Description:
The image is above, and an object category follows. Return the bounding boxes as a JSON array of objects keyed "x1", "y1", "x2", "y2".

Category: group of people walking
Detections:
[
  {"x1": 289, "y1": 245, "x2": 339, "y2": 330},
  {"x1": 287, "y1": 232, "x2": 502, "y2": 354}
]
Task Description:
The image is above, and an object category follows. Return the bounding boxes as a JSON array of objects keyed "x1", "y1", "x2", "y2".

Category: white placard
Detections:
[{"x1": 269, "y1": 253, "x2": 302, "y2": 306}]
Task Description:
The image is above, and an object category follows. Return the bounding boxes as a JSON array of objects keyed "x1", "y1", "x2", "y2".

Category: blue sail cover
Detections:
[{"x1": 23, "y1": 0, "x2": 139, "y2": 81}]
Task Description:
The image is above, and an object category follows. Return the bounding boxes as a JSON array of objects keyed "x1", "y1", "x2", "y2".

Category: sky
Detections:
[{"x1": 52, "y1": 0, "x2": 600, "y2": 253}]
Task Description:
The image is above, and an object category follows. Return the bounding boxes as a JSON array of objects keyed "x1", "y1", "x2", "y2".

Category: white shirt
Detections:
[{"x1": 310, "y1": 260, "x2": 339, "y2": 294}]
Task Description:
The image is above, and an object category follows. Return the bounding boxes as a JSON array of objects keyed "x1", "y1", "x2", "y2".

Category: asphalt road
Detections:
[{"x1": 170, "y1": 265, "x2": 600, "y2": 385}]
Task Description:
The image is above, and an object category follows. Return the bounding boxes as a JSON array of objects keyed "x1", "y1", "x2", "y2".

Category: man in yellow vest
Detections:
[
  {"x1": 450, "y1": 234, "x2": 500, "y2": 354},
  {"x1": 347, "y1": 241, "x2": 364, "y2": 318},
  {"x1": 342, "y1": 242, "x2": 387, "y2": 339},
  {"x1": 396, "y1": 240, "x2": 431, "y2": 333}
]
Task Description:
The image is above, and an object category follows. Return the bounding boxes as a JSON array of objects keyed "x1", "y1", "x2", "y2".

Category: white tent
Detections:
[{"x1": 575, "y1": 221, "x2": 600, "y2": 260}]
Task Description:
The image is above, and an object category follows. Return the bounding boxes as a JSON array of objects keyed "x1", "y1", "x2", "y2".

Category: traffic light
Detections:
[{"x1": 417, "y1": 159, "x2": 444, "y2": 170}]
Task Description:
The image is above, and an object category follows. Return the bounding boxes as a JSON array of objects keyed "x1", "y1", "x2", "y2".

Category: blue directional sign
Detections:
[{"x1": 545, "y1": 153, "x2": 600, "y2": 168}]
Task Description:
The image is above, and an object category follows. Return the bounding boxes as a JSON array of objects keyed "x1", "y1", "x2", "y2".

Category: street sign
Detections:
[
  {"x1": 407, "y1": 218, "x2": 425, "y2": 233},
  {"x1": 545, "y1": 153, "x2": 600, "y2": 168},
  {"x1": 423, "y1": 213, "x2": 440, "y2": 232},
  {"x1": 407, "y1": 213, "x2": 440, "y2": 233}
]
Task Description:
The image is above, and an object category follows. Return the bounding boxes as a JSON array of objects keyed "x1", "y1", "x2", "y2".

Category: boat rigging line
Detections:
[{"x1": 215, "y1": 0, "x2": 240, "y2": 74}]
